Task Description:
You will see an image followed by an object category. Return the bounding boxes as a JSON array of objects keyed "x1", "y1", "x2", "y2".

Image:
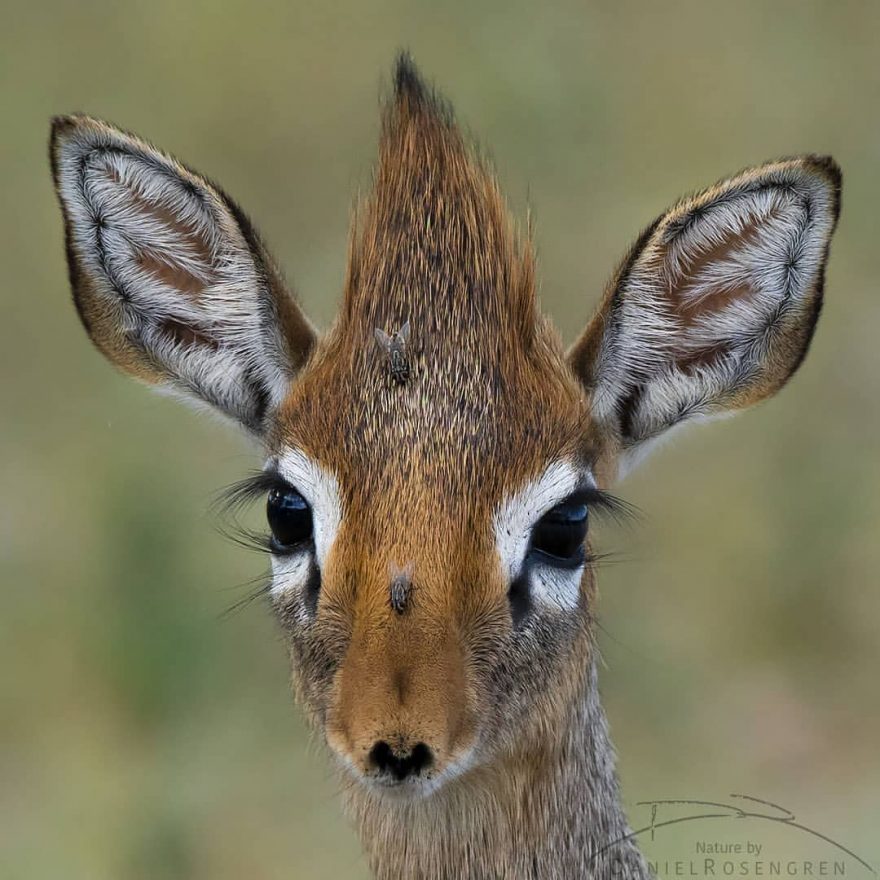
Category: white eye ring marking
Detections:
[
  {"x1": 271, "y1": 448, "x2": 343, "y2": 602},
  {"x1": 493, "y1": 460, "x2": 591, "y2": 611}
]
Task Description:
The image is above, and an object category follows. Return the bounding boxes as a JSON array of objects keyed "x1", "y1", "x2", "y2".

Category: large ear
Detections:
[
  {"x1": 50, "y1": 115, "x2": 317, "y2": 435},
  {"x1": 568, "y1": 156, "x2": 841, "y2": 475}
]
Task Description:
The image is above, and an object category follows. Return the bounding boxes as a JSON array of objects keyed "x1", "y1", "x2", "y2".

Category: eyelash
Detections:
[{"x1": 214, "y1": 471, "x2": 302, "y2": 557}]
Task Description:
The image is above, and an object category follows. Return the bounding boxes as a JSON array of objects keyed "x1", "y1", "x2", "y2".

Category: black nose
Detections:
[{"x1": 368, "y1": 740, "x2": 433, "y2": 781}]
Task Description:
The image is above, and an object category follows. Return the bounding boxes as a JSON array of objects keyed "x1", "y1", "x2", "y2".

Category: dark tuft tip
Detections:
[
  {"x1": 50, "y1": 113, "x2": 91, "y2": 141},
  {"x1": 49, "y1": 115, "x2": 79, "y2": 182},
  {"x1": 806, "y1": 154, "x2": 842, "y2": 186},
  {"x1": 388, "y1": 52, "x2": 453, "y2": 127},
  {"x1": 803, "y1": 154, "x2": 842, "y2": 222},
  {"x1": 394, "y1": 51, "x2": 426, "y2": 101},
  {"x1": 49, "y1": 114, "x2": 97, "y2": 158},
  {"x1": 48, "y1": 115, "x2": 97, "y2": 184},
  {"x1": 50, "y1": 115, "x2": 75, "y2": 147}
]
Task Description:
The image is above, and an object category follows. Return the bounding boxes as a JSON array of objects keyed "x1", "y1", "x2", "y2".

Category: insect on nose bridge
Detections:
[{"x1": 389, "y1": 569, "x2": 413, "y2": 615}]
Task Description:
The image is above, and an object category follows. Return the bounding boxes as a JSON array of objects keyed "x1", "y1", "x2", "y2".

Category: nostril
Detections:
[
  {"x1": 408, "y1": 742, "x2": 432, "y2": 775},
  {"x1": 368, "y1": 740, "x2": 434, "y2": 781},
  {"x1": 368, "y1": 740, "x2": 394, "y2": 774}
]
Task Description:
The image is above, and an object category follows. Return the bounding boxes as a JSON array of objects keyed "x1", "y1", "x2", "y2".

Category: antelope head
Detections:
[{"x1": 51, "y1": 57, "x2": 840, "y2": 802}]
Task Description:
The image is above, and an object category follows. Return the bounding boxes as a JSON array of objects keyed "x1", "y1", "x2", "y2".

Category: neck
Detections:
[{"x1": 343, "y1": 662, "x2": 650, "y2": 879}]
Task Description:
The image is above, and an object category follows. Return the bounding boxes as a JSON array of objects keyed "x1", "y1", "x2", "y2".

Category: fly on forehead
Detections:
[{"x1": 374, "y1": 320, "x2": 411, "y2": 385}]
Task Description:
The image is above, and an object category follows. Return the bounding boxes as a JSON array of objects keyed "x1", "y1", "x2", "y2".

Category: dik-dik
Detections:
[{"x1": 50, "y1": 56, "x2": 840, "y2": 879}]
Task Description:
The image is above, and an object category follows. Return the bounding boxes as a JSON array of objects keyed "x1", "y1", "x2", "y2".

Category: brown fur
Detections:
[
  {"x1": 272, "y1": 59, "x2": 604, "y2": 813},
  {"x1": 50, "y1": 54, "x2": 841, "y2": 879}
]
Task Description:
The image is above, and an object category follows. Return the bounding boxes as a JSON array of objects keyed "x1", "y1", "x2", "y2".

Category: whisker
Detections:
[
  {"x1": 586, "y1": 550, "x2": 642, "y2": 568},
  {"x1": 591, "y1": 490, "x2": 643, "y2": 527},
  {"x1": 211, "y1": 472, "x2": 278, "y2": 557},
  {"x1": 209, "y1": 473, "x2": 279, "y2": 616},
  {"x1": 215, "y1": 520, "x2": 274, "y2": 555},
  {"x1": 211, "y1": 469, "x2": 280, "y2": 518},
  {"x1": 218, "y1": 571, "x2": 272, "y2": 619}
]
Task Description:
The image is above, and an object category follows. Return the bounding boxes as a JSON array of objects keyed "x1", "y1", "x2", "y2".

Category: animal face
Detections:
[
  {"x1": 268, "y1": 309, "x2": 600, "y2": 793},
  {"x1": 50, "y1": 56, "x2": 840, "y2": 798}
]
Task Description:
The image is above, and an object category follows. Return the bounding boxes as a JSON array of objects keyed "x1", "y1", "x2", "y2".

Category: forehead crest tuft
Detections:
[{"x1": 340, "y1": 57, "x2": 537, "y2": 357}]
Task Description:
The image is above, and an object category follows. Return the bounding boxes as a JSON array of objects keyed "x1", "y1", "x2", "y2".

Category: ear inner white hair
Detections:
[
  {"x1": 493, "y1": 460, "x2": 588, "y2": 611},
  {"x1": 272, "y1": 449, "x2": 343, "y2": 602},
  {"x1": 570, "y1": 158, "x2": 840, "y2": 478},
  {"x1": 51, "y1": 116, "x2": 314, "y2": 433}
]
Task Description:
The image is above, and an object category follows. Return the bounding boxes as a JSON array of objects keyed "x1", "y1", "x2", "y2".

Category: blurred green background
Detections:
[{"x1": 2, "y1": 1, "x2": 878, "y2": 877}]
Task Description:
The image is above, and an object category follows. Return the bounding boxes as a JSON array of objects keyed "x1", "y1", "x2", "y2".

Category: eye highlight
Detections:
[
  {"x1": 529, "y1": 494, "x2": 589, "y2": 568},
  {"x1": 267, "y1": 485, "x2": 314, "y2": 553}
]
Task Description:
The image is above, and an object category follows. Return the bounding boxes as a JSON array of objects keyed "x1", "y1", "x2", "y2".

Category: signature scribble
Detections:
[{"x1": 590, "y1": 793, "x2": 876, "y2": 876}]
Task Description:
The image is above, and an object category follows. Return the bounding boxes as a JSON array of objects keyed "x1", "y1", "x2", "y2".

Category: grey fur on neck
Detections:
[{"x1": 343, "y1": 661, "x2": 651, "y2": 879}]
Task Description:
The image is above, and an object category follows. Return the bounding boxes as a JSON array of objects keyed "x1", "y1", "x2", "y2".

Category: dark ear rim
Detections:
[
  {"x1": 566, "y1": 154, "x2": 842, "y2": 451},
  {"x1": 49, "y1": 116, "x2": 99, "y2": 353},
  {"x1": 49, "y1": 114, "x2": 164, "y2": 385},
  {"x1": 775, "y1": 155, "x2": 842, "y2": 380},
  {"x1": 49, "y1": 114, "x2": 318, "y2": 376},
  {"x1": 49, "y1": 114, "x2": 320, "y2": 433}
]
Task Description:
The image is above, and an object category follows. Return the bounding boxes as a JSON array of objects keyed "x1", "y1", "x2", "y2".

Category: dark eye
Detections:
[
  {"x1": 267, "y1": 485, "x2": 314, "y2": 552},
  {"x1": 529, "y1": 496, "x2": 589, "y2": 567}
]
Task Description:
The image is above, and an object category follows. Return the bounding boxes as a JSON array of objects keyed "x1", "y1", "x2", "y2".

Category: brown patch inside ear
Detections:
[
  {"x1": 670, "y1": 221, "x2": 764, "y2": 328},
  {"x1": 670, "y1": 203, "x2": 785, "y2": 326},
  {"x1": 100, "y1": 163, "x2": 217, "y2": 298},
  {"x1": 159, "y1": 317, "x2": 219, "y2": 350},
  {"x1": 136, "y1": 251, "x2": 207, "y2": 296},
  {"x1": 676, "y1": 343, "x2": 729, "y2": 376}
]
